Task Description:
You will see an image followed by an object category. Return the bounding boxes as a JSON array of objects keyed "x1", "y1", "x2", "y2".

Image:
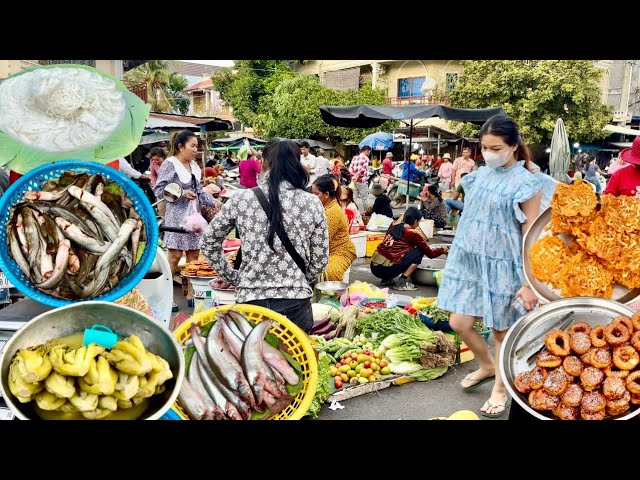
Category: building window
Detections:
[
  {"x1": 398, "y1": 77, "x2": 425, "y2": 97},
  {"x1": 445, "y1": 73, "x2": 458, "y2": 92}
]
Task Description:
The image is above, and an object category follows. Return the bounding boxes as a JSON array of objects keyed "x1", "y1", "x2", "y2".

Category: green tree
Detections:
[
  {"x1": 124, "y1": 60, "x2": 175, "y2": 113},
  {"x1": 168, "y1": 73, "x2": 189, "y2": 115},
  {"x1": 254, "y1": 75, "x2": 397, "y2": 140},
  {"x1": 449, "y1": 60, "x2": 612, "y2": 144}
]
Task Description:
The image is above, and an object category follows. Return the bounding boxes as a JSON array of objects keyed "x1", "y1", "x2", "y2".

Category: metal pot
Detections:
[
  {"x1": 411, "y1": 244, "x2": 448, "y2": 287},
  {"x1": 0, "y1": 301, "x2": 184, "y2": 420},
  {"x1": 500, "y1": 296, "x2": 640, "y2": 420}
]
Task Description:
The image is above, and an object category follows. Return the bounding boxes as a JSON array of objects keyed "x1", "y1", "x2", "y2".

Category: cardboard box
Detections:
[{"x1": 366, "y1": 233, "x2": 386, "y2": 257}]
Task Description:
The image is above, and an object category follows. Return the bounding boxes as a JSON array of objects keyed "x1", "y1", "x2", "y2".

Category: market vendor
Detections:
[
  {"x1": 312, "y1": 175, "x2": 357, "y2": 282},
  {"x1": 370, "y1": 207, "x2": 448, "y2": 291},
  {"x1": 603, "y1": 137, "x2": 640, "y2": 197}
]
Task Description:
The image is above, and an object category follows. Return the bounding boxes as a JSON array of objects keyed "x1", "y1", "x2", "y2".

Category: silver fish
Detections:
[
  {"x1": 80, "y1": 265, "x2": 110, "y2": 298},
  {"x1": 190, "y1": 356, "x2": 236, "y2": 420},
  {"x1": 129, "y1": 220, "x2": 142, "y2": 266},
  {"x1": 8, "y1": 227, "x2": 32, "y2": 281},
  {"x1": 55, "y1": 217, "x2": 111, "y2": 254},
  {"x1": 81, "y1": 203, "x2": 119, "y2": 242},
  {"x1": 31, "y1": 202, "x2": 99, "y2": 242},
  {"x1": 241, "y1": 320, "x2": 275, "y2": 406},
  {"x1": 35, "y1": 239, "x2": 70, "y2": 290},
  {"x1": 22, "y1": 208, "x2": 42, "y2": 271},
  {"x1": 67, "y1": 186, "x2": 119, "y2": 228},
  {"x1": 15, "y1": 213, "x2": 28, "y2": 255},
  {"x1": 177, "y1": 377, "x2": 215, "y2": 421},
  {"x1": 95, "y1": 219, "x2": 137, "y2": 272}
]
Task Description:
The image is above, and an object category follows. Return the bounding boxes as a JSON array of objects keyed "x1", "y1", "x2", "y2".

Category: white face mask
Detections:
[{"x1": 482, "y1": 147, "x2": 513, "y2": 169}]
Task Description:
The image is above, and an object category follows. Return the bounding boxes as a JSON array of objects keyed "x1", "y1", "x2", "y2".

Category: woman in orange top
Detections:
[{"x1": 312, "y1": 175, "x2": 357, "y2": 281}]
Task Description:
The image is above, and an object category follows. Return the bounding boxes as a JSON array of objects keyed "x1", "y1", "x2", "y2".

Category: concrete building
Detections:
[
  {"x1": 599, "y1": 60, "x2": 640, "y2": 125},
  {"x1": 0, "y1": 60, "x2": 125, "y2": 79}
]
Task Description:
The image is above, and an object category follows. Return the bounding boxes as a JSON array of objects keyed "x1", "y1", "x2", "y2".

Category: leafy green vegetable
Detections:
[
  {"x1": 305, "y1": 352, "x2": 331, "y2": 419},
  {"x1": 286, "y1": 379, "x2": 304, "y2": 397},
  {"x1": 410, "y1": 366, "x2": 449, "y2": 381},
  {"x1": 386, "y1": 345, "x2": 421, "y2": 364},
  {"x1": 388, "y1": 361, "x2": 423, "y2": 374},
  {"x1": 183, "y1": 346, "x2": 195, "y2": 374},
  {"x1": 265, "y1": 331, "x2": 279, "y2": 348},
  {"x1": 199, "y1": 322, "x2": 215, "y2": 338},
  {"x1": 420, "y1": 304, "x2": 450, "y2": 324},
  {"x1": 281, "y1": 351, "x2": 302, "y2": 373},
  {"x1": 356, "y1": 310, "x2": 436, "y2": 344},
  {"x1": 103, "y1": 182, "x2": 121, "y2": 196}
]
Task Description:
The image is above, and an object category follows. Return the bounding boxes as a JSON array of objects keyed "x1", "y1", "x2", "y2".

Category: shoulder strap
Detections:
[{"x1": 251, "y1": 187, "x2": 307, "y2": 274}]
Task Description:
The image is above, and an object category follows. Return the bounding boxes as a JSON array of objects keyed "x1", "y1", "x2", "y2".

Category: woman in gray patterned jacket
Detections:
[{"x1": 200, "y1": 138, "x2": 329, "y2": 332}]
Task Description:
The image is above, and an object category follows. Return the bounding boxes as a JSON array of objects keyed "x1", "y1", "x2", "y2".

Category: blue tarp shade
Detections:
[
  {"x1": 358, "y1": 131, "x2": 395, "y2": 150},
  {"x1": 576, "y1": 144, "x2": 601, "y2": 151}
]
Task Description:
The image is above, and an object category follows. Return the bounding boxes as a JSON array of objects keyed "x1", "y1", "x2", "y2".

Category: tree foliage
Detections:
[
  {"x1": 168, "y1": 73, "x2": 189, "y2": 114},
  {"x1": 449, "y1": 60, "x2": 613, "y2": 144},
  {"x1": 124, "y1": 60, "x2": 190, "y2": 114},
  {"x1": 254, "y1": 75, "x2": 397, "y2": 141}
]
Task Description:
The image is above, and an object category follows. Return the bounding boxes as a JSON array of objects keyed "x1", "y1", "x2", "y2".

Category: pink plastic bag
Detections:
[{"x1": 180, "y1": 199, "x2": 209, "y2": 234}]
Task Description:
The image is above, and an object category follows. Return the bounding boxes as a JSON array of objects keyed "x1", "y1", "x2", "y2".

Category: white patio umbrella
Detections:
[{"x1": 549, "y1": 118, "x2": 571, "y2": 182}]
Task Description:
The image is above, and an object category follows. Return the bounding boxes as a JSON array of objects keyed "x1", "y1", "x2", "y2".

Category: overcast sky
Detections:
[{"x1": 180, "y1": 60, "x2": 234, "y2": 66}]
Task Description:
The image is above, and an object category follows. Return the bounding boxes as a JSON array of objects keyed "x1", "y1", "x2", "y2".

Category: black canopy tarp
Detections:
[{"x1": 319, "y1": 104, "x2": 506, "y2": 128}]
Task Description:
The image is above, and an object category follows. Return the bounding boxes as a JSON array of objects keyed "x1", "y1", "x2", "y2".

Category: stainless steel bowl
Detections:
[
  {"x1": 315, "y1": 281, "x2": 349, "y2": 296},
  {"x1": 411, "y1": 244, "x2": 448, "y2": 287},
  {"x1": 500, "y1": 297, "x2": 639, "y2": 420},
  {"x1": 0, "y1": 301, "x2": 184, "y2": 420},
  {"x1": 523, "y1": 207, "x2": 640, "y2": 305}
]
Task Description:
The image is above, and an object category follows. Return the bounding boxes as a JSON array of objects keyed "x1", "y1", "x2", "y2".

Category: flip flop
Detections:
[
  {"x1": 461, "y1": 373, "x2": 496, "y2": 391},
  {"x1": 480, "y1": 398, "x2": 511, "y2": 418}
]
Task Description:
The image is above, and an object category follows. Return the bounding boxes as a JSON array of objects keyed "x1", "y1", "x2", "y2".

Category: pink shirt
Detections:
[
  {"x1": 603, "y1": 164, "x2": 640, "y2": 197},
  {"x1": 607, "y1": 160, "x2": 626, "y2": 175},
  {"x1": 238, "y1": 158, "x2": 260, "y2": 188},
  {"x1": 150, "y1": 161, "x2": 161, "y2": 187},
  {"x1": 438, "y1": 161, "x2": 453, "y2": 182}
]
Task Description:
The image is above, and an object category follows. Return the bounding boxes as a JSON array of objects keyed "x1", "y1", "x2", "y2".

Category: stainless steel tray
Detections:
[
  {"x1": 523, "y1": 207, "x2": 640, "y2": 305},
  {"x1": 499, "y1": 297, "x2": 639, "y2": 420}
]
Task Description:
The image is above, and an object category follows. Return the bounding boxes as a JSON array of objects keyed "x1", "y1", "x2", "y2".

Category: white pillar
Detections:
[{"x1": 372, "y1": 62, "x2": 381, "y2": 89}]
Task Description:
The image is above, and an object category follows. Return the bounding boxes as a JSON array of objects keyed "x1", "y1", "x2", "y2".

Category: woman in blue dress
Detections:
[{"x1": 436, "y1": 115, "x2": 542, "y2": 418}]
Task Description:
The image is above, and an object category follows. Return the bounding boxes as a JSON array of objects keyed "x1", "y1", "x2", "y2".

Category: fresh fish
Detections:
[
  {"x1": 22, "y1": 208, "x2": 42, "y2": 271},
  {"x1": 241, "y1": 320, "x2": 276, "y2": 406},
  {"x1": 95, "y1": 219, "x2": 137, "y2": 272},
  {"x1": 176, "y1": 377, "x2": 215, "y2": 421},
  {"x1": 80, "y1": 265, "x2": 110, "y2": 298},
  {"x1": 67, "y1": 186, "x2": 118, "y2": 228},
  {"x1": 67, "y1": 248, "x2": 80, "y2": 274},
  {"x1": 73, "y1": 250, "x2": 99, "y2": 286},
  {"x1": 190, "y1": 326, "x2": 251, "y2": 419},
  {"x1": 95, "y1": 183, "x2": 104, "y2": 200},
  {"x1": 15, "y1": 213, "x2": 28, "y2": 255},
  {"x1": 227, "y1": 310, "x2": 254, "y2": 337},
  {"x1": 189, "y1": 356, "x2": 235, "y2": 420},
  {"x1": 218, "y1": 315, "x2": 244, "y2": 360},
  {"x1": 39, "y1": 236, "x2": 54, "y2": 280},
  {"x1": 24, "y1": 190, "x2": 67, "y2": 202},
  {"x1": 81, "y1": 203, "x2": 119, "y2": 242},
  {"x1": 55, "y1": 217, "x2": 111, "y2": 254},
  {"x1": 31, "y1": 209, "x2": 59, "y2": 255},
  {"x1": 31, "y1": 202, "x2": 99, "y2": 242},
  {"x1": 8, "y1": 227, "x2": 32, "y2": 281},
  {"x1": 35, "y1": 239, "x2": 70, "y2": 290},
  {"x1": 130, "y1": 220, "x2": 142, "y2": 266}
]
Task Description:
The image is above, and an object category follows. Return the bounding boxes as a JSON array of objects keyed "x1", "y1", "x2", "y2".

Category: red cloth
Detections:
[
  {"x1": 603, "y1": 164, "x2": 640, "y2": 197},
  {"x1": 432, "y1": 158, "x2": 443, "y2": 171},
  {"x1": 204, "y1": 167, "x2": 219, "y2": 178},
  {"x1": 376, "y1": 224, "x2": 446, "y2": 264},
  {"x1": 382, "y1": 158, "x2": 394, "y2": 175},
  {"x1": 238, "y1": 158, "x2": 260, "y2": 188}
]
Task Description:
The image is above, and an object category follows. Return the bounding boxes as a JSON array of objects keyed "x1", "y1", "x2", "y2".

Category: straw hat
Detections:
[
  {"x1": 385, "y1": 152, "x2": 393, "y2": 158},
  {"x1": 442, "y1": 153, "x2": 451, "y2": 160}
]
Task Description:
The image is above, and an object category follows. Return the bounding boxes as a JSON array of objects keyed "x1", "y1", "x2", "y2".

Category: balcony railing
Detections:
[{"x1": 386, "y1": 95, "x2": 450, "y2": 106}]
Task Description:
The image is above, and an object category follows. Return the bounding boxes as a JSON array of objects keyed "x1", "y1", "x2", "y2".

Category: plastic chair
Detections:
[{"x1": 345, "y1": 208, "x2": 356, "y2": 229}]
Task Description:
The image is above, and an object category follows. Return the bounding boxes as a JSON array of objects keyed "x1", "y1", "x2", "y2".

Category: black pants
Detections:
[
  {"x1": 370, "y1": 247, "x2": 424, "y2": 282},
  {"x1": 245, "y1": 297, "x2": 314, "y2": 333}
]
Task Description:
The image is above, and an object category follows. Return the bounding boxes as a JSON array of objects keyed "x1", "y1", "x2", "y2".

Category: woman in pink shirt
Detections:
[
  {"x1": 438, "y1": 154, "x2": 454, "y2": 190},
  {"x1": 149, "y1": 147, "x2": 167, "y2": 188},
  {"x1": 238, "y1": 154, "x2": 261, "y2": 188},
  {"x1": 604, "y1": 138, "x2": 640, "y2": 197}
]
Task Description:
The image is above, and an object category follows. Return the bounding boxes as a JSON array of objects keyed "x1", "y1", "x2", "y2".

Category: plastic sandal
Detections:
[
  {"x1": 171, "y1": 302, "x2": 179, "y2": 312},
  {"x1": 187, "y1": 299, "x2": 195, "y2": 308}
]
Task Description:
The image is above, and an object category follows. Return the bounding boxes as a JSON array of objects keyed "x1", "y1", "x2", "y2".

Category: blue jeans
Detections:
[
  {"x1": 445, "y1": 199, "x2": 464, "y2": 213},
  {"x1": 584, "y1": 175, "x2": 601, "y2": 194},
  {"x1": 245, "y1": 297, "x2": 314, "y2": 333}
]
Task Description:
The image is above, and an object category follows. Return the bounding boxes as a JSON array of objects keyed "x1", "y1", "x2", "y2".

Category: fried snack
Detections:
[
  {"x1": 612, "y1": 345, "x2": 639, "y2": 371},
  {"x1": 181, "y1": 259, "x2": 217, "y2": 277},
  {"x1": 543, "y1": 368, "x2": 570, "y2": 396},
  {"x1": 530, "y1": 236, "x2": 572, "y2": 284},
  {"x1": 603, "y1": 376, "x2": 626, "y2": 400},
  {"x1": 561, "y1": 383, "x2": 584, "y2": 407},
  {"x1": 556, "y1": 252, "x2": 614, "y2": 299},
  {"x1": 562, "y1": 356, "x2": 584, "y2": 377},
  {"x1": 569, "y1": 331, "x2": 591, "y2": 355},
  {"x1": 544, "y1": 329, "x2": 571, "y2": 357},
  {"x1": 552, "y1": 181, "x2": 598, "y2": 217},
  {"x1": 600, "y1": 194, "x2": 640, "y2": 234}
]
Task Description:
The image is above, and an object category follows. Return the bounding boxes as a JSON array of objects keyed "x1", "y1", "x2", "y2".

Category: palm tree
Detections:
[{"x1": 124, "y1": 61, "x2": 176, "y2": 112}]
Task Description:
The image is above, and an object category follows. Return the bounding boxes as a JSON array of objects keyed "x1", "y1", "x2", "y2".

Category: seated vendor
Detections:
[
  {"x1": 370, "y1": 207, "x2": 448, "y2": 291},
  {"x1": 365, "y1": 183, "x2": 393, "y2": 219}
]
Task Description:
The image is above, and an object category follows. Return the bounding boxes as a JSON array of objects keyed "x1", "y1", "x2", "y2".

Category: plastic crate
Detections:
[
  {"x1": 173, "y1": 304, "x2": 318, "y2": 420},
  {"x1": 0, "y1": 160, "x2": 159, "y2": 308},
  {"x1": 396, "y1": 180, "x2": 422, "y2": 198}
]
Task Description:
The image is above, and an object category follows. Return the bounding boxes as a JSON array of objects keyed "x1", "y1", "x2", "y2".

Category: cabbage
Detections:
[
  {"x1": 306, "y1": 352, "x2": 331, "y2": 419},
  {"x1": 0, "y1": 64, "x2": 150, "y2": 174},
  {"x1": 388, "y1": 361, "x2": 423, "y2": 374}
]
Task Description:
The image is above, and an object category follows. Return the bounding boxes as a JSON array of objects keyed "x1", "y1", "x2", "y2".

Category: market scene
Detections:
[{"x1": 1, "y1": 59, "x2": 640, "y2": 421}]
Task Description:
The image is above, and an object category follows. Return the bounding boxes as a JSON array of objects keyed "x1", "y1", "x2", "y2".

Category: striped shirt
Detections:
[{"x1": 349, "y1": 154, "x2": 370, "y2": 183}]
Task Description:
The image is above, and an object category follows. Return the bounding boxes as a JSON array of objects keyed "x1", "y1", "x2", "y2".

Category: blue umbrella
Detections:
[{"x1": 358, "y1": 131, "x2": 395, "y2": 150}]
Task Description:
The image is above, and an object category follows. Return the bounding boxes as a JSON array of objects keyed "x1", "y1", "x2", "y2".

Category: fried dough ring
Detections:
[
  {"x1": 568, "y1": 322, "x2": 592, "y2": 336},
  {"x1": 580, "y1": 409, "x2": 606, "y2": 420},
  {"x1": 569, "y1": 331, "x2": 592, "y2": 355},
  {"x1": 580, "y1": 366, "x2": 605, "y2": 391},
  {"x1": 528, "y1": 366, "x2": 548, "y2": 390},
  {"x1": 580, "y1": 349, "x2": 594, "y2": 366},
  {"x1": 614, "y1": 316, "x2": 634, "y2": 335},
  {"x1": 632, "y1": 312, "x2": 640, "y2": 332},
  {"x1": 625, "y1": 371, "x2": 640, "y2": 395},
  {"x1": 589, "y1": 347, "x2": 612, "y2": 369},
  {"x1": 631, "y1": 331, "x2": 640, "y2": 351},
  {"x1": 515, "y1": 371, "x2": 532, "y2": 394},
  {"x1": 531, "y1": 390, "x2": 560, "y2": 411},
  {"x1": 581, "y1": 390, "x2": 606, "y2": 413},
  {"x1": 563, "y1": 356, "x2": 584, "y2": 377},
  {"x1": 537, "y1": 351, "x2": 562, "y2": 368},
  {"x1": 605, "y1": 322, "x2": 631, "y2": 347},
  {"x1": 590, "y1": 326, "x2": 607, "y2": 348},
  {"x1": 543, "y1": 368, "x2": 570, "y2": 396},
  {"x1": 545, "y1": 329, "x2": 571, "y2": 357},
  {"x1": 631, "y1": 393, "x2": 640, "y2": 405},
  {"x1": 607, "y1": 390, "x2": 630, "y2": 409},
  {"x1": 561, "y1": 383, "x2": 584, "y2": 407},
  {"x1": 613, "y1": 345, "x2": 639, "y2": 371},
  {"x1": 603, "y1": 376, "x2": 627, "y2": 400},
  {"x1": 604, "y1": 364, "x2": 630, "y2": 379},
  {"x1": 554, "y1": 403, "x2": 579, "y2": 420}
]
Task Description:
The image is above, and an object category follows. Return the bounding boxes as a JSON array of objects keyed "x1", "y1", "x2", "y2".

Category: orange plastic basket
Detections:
[{"x1": 173, "y1": 304, "x2": 318, "y2": 420}]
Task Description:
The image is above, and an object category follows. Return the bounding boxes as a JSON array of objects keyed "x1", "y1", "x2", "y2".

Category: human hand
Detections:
[
  {"x1": 515, "y1": 285, "x2": 538, "y2": 310},
  {"x1": 184, "y1": 190, "x2": 197, "y2": 201},
  {"x1": 138, "y1": 175, "x2": 150, "y2": 182}
]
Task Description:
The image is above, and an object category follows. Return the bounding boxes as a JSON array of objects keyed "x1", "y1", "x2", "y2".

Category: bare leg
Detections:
[
  {"x1": 402, "y1": 263, "x2": 419, "y2": 277},
  {"x1": 167, "y1": 249, "x2": 184, "y2": 308},
  {"x1": 480, "y1": 329, "x2": 510, "y2": 415},
  {"x1": 449, "y1": 313, "x2": 495, "y2": 387},
  {"x1": 185, "y1": 250, "x2": 200, "y2": 301}
]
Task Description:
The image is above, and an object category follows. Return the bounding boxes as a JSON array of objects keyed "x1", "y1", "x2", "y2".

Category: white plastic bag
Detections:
[
  {"x1": 180, "y1": 198, "x2": 209, "y2": 234},
  {"x1": 366, "y1": 212, "x2": 393, "y2": 231}
]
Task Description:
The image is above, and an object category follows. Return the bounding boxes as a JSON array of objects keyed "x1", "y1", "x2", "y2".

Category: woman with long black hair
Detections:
[
  {"x1": 369, "y1": 207, "x2": 448, "y2": 291},
  {"x1": 419, "y1": 183, "x2": 447, "y2": 229},
  {"x1": 200, "y1": 138, "x2": 329, "y2": 332}
]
